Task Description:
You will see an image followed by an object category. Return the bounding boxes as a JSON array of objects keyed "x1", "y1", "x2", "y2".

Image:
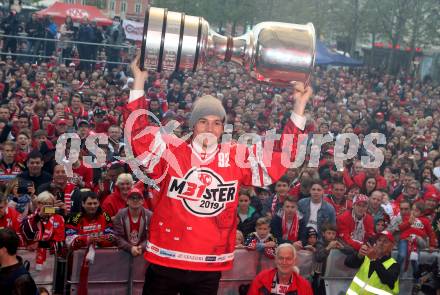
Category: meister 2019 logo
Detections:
[{"x1": 167, "y1": 168, "x2": 238, "y2": 217}]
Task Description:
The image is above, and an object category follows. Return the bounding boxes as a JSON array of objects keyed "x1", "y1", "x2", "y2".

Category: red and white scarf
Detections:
[{"x1": 282, "y1": 213, "x2": 299, "y2": 242}]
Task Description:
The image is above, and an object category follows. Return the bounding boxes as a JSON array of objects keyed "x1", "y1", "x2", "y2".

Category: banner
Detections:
[{"x1": 122, "y1": 19, "x2": 144, "y2": 41}]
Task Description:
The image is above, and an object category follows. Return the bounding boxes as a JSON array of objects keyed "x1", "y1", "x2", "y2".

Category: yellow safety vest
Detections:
[{"x1": 347, "y1": 256, "x2": 399, "y2": 295}]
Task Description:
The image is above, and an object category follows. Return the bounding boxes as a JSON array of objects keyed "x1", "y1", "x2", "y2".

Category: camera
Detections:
[{"x1": 43, "y1": 207, "x2": 63, "y2": 215}]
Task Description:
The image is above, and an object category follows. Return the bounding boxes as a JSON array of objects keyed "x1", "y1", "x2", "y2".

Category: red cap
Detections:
[
  {"x1": 128, "y1": 188, "x2": 143, "y2": 199},
  {"x1": 353, "y1": 194, "x2": 369, "y2": 205},
  {"x1": 56, "y1": 119, "x2": 67, "y2": 125},
  {"x1": 376, "y1": 112, "x2": 384, "y2": 118},
  {"x1": 376, "y1": 230, "x2": 395, "y2": 243}
]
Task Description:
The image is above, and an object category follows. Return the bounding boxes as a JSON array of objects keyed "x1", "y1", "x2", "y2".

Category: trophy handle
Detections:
[{"x1": 140, "y1": 7, "x2": 151, "y2": 71}]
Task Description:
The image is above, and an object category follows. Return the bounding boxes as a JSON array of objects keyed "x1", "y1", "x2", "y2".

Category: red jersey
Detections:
[
  {"x1": 324, "y1": 195, "x2": 352, "y2": 216},
  {"x1": 101, "y1": 190, "x2": 127, "y2": 217},
  {"x1": 337, "y1": 210, "x2": 375, "y2": 251},
  {"x1": 398, "y1": 215, "x2": 437, "y2": 247},
  {"x1": 0, "y1": 161, "x2": 24, "y2": 183},
  {"x1": 65, "y1": 106, "x2": 88, "y2": 120},
  {"x1": 21, "y1": 213, "x2": 65, "y2": 244},
  {"x1": 0, "y1": 207, "x2": 21, "y2": 231},
  {"x1": 72, "y1": 163, "x2": 93, "y2": 188},
  {"x1": 65, "y1": 210, "x2": 114, "y2": 249},
  {"x1": 125, "y1": 95, "x2": 304, "y2": 271}
]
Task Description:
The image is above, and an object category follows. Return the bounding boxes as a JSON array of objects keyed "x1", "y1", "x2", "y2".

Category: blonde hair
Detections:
[
  {"x1": 36, "y1": 191, "x2": 55, "y2": 204},
  {"x1": 116, "y1": 173, "x2": 134, "y2": 185},
  {"x1": 236, "y1": 230, "x2": 244, "y2": 243}
]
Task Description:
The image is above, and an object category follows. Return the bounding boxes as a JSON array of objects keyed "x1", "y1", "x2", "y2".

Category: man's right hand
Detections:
[
  {"x1": 130, "y1": 54, "x2": 148, "y2": 90},
  {"x1": 358, "y1": 244, "x2": 369, "y2": 257}
]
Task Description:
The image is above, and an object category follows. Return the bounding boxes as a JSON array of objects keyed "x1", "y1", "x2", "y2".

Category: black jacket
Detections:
[{"x1": 0, "y1": 256, "x2": 38, "y2": 295}]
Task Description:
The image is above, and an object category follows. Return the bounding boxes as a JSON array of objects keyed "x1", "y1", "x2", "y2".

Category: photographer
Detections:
[
  {"x1": 21, "y1": 191, "x2": 65, "y2": 270},
  {"x1": 345, "y1": 231, "x2": 399, "y2": 295}
]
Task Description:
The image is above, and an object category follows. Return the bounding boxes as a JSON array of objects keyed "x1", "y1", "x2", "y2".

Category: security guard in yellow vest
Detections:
[{"x1": 344, "y1": 230, "x2": 399, "y2": 295}]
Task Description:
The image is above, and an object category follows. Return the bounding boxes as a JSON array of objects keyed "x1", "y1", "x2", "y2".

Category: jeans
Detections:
[{"x1": 397, "y1": 239, "x2": 419, "y2": 279}]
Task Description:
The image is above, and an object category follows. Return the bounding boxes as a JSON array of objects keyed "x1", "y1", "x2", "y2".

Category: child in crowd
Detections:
[
  {"x1": 303, "y1": 227, "x2": 318, "y2": 252},
  {"x1": 374, "y1": 217, "x2": 388, "y2": 233},
  {"x1": 235, "y1": 230, "x2": 245, "y2": 249},
  {"x1": 245, "y1": 217, "x2": 277, "y2": 259},
  {"x1": 313, "y1": 223, "x2": 351, "y2": 295}
]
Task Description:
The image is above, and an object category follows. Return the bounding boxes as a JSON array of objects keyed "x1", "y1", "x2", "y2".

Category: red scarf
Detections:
[{"x1": 282, "y1": 213, "x2": 299, "y2": 242}]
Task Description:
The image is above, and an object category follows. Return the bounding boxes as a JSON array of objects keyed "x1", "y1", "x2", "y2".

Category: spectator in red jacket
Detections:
[
  {"x1": 65, "y1": 191, "x2": 114, "y2": 250},
  {"x1": 102, "y1": 173, "x2": 134, "y2": 218},
  {"x1": 396, "y1": 201, "x2": 437, "y2": 276},
  {"x1": 395, "y1": 180, "x2": 422, "y2": 204},
  {"x1": 0, "y1": 194, "x2": 21, "y2": 239},
  {"x1": 337, "y1": 194, "x2": 375, "y2": 251},
  {"x1": 324, "y1": 181, "x2": 352, "y2": 216},
  {"x1": 21, "y1": 191, "x2": 65, "y2": 270},
  {"x1": 351, "y1": 168, "x2": 387, "y2": 191},
  {"x1": 247, "y1": 243, "x2": 313, "y2": 295},
  {"x1": 360, "y1": 177, "x2": 377, "y2": 196}
]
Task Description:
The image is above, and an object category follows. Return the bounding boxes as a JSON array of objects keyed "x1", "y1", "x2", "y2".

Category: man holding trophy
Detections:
[{"x1": 125, "y1": 6, "x2": 315, "y2": 295}]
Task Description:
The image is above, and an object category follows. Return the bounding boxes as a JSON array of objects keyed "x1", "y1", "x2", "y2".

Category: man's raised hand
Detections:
[
  {"x1": 292, "y1": 82, "x2": 313, "y2": 116},
  {"x1": 131, "y1": 54, "x2": 149, "y2": 90}
]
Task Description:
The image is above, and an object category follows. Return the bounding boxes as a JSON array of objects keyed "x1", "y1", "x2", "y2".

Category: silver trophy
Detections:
[{"x1": 140, "y1": 7, "x2": 315, "y2": 86}]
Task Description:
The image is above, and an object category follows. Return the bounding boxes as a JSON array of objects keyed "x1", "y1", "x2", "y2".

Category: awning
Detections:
[{"x1": 36, "y1": 2, "x2": 112, "y2": 26}]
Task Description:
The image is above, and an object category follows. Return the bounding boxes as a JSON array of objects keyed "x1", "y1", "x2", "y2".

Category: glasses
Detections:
[{"x1": 128, "y1": 196, "x2": 142, "y2": 201}]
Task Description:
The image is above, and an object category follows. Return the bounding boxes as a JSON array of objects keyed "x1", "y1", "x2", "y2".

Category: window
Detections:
[
  {"x1": 110, "y1": 0, "x2": 115, "y2": 10},
  {"x1": 135, "y1": 3, "x2": 141, "y2": 13},
  {"x1": 120, "y1": 1, "x2": 126, "y2": 12}
]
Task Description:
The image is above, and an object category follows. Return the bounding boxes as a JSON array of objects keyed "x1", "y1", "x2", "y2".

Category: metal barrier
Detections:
[
  {"x1": 19, "y1": 246, "x2": 438, "y2": 294},
  {"x1": 323, "y1": 249, "x2": 440, "y2": 295},
  {"x1": 17, "y1": 248, "x2": 56, "y2": 292},
  {"x1": 66, "y1": 248, "x2": 314, "y2": 295},
  {"x1": 0, "y1": 33, "x2": 135, "y2": 66}
]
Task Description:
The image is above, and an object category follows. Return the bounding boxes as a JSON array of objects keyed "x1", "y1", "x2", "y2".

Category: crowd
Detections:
[
  {"x1": 0, "y1": 18, "x2": 439, "y2": 294},
  {"x1": 0, "y1": 9, "x2": 127, "y2": 72}
]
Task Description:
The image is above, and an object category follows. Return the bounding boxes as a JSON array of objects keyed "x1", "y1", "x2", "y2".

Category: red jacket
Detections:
[
  {"x1": 247, "y1": 268, "x2": 313, "y2": 295},
  {"x1": 72, "y1": 162, "x2": 93, "y2": 188},
  {"x1": 352, "y1": 172, "x2": 387, "y2": 190},
  {"x1": 337, "y1": 210, "x2": 375, "y2": 251},
  {"x1": 399, "y1": 215, "x2": 437, "y2": 247},
  {"x1": 324, "y1": 196, "x2": 352, "y2": 216},
  {"x1": 21, "y1": 212, "x2": 65, "y2": 245},
  {"x1": 125, "y1": 95, "x2": 304, "y2": 271},
  {"x1": 0, "y1": 207, "x2": 21, "y2": 231},
  {"x1": 65, "y1": 210, "x2": 114, "y2": 249},
  {"x1": 0, "y1": 160, "x2": 24, "y2": 183},
  {"x1": 101, "y1": 189, "x2": 127, "y2": 217}
]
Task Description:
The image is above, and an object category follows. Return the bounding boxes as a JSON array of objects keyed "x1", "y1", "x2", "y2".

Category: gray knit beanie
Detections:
[{"x1": 189, "y1": 95, "x2": 226, "y2": 128}]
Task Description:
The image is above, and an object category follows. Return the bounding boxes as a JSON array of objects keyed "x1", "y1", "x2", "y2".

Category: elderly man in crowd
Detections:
[{"x1": 247, "y1": 243, "x2": 313, "y2": 294}]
